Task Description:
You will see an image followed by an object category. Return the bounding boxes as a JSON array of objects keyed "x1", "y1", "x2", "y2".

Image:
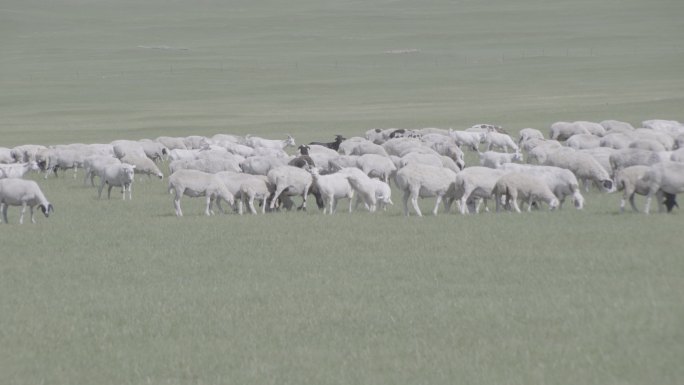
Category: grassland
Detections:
[{"x1": 1, "y1": 0, "x2": 684, "y2": 384}]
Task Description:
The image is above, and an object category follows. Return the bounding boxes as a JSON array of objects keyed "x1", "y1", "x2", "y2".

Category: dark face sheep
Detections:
[{"x1": 39, "y1": 203, "x2": 54, "y2": 217}]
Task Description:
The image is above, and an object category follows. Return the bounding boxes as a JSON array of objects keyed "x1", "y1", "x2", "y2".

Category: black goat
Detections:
[{"x1": 309, "y1": 134, "x2": 345, "y2": 151}]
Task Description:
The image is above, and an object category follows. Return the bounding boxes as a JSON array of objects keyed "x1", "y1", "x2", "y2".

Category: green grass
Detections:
[{"x1": 1, "y1": 0, "x2": 684, "y2": 384}]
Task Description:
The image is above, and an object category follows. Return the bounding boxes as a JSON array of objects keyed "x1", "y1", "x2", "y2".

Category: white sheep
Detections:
[
  {"x1": 543, "y1": 151, "x2": 614, "y2": 192},
  {"x1": 478, "y1": 151, "x2": 523, "y2": 169},
  {"x1": 518, "y1": 128, "x2": 545, "y2": 145},
  {"x1": 600, "y1": 120, "x2": 635, "y2": 133},
  {"x1": 643, "y1": 161, "x2": 684, "y2": 214},
  {"x1": 394, "y1": 164, "x2": 457, "y2": 216},
  {"x1": 599, "y1": 132, "x2": 635, "y2": 150},
  {"x1": 499, "y1": 163, "x2": 585, "y2": 210},
  {"x1": 367, "y1": 178, "x2": 393, "y2": 211},
  {"x1": 240, "y1": 156, "x2": 290, "y2": 176},
  {"x1": 98, "y1": 164, "x2": 136, "y2": 200},
  {"x1": 11, "y1": 144, "x2": 47, "y2": 163},
  {"x1": 267, "y1": 166, "x2": 313, "y2": 211},
  {"x1": 309, "y1": 167, "x2": 354, "y2": 214},
  {"x1": 492, "y1": 173, "x2": 560, "y2": 213},
  {"x1": 0, "y1": 147, "x2": 15, "y2": 163},
  {"x1": 0, "y1": 178, "x2": 54, "y2": 224},
  {"x1": 38, "y1": 148, "x2": 87, "y2": 179},
  {"x1": 82, "y1": 155, "x2": 121, "y2": 186},
  {"x1": 156, "y1": 136, "x2": 188, "y2": 150},
  {"x1": 355, "y1": 154, "x2": 397, "y2": 183},
  {"x1": 336, "y1": 167, "x2": 379, "y2": 212},
  {"x1": 239, "y1": 177, "x2": 273, "y2": 215},
  {"x1": 245, "y1": 135, "x2": 296, "y2": 151},
  {"x1": 350, "y1": 141, "x2": 390, "y2": 157},
  {"x1": 628, "y1": 139, "x2": 667, "y2": 152},
  {"x1": 549, "y1": 122, "x2": 590, "y2": 141},
  {"x1": 449, "y1": 129, "x2": 486, "y2": 151},
  {"x1": 338, "y1": 137, "x2": 370, "y2": 155},
  {"x1": 565, "y1": 134, "x2": 601, "y2": 150},
  {"x1": 0, "y1": 161, "x2": 40, "y2": 179},
  {"x1": 453, "y1": 167, "x2": 508, "y2": 214},
  {"x1": 484, "y1": 131, "x2": 519, "y2": 152},
  {"x1": 168, "y1": 169, "x2": 235, "y2": 217},
  {"x1": 119, "y1": 154, "x2": 165, "y2": 179},
  {"x1": 608, "y1": 149, "x2": 662, "y2": 174},
  {"x1": 614, "y1": 165, "x2": 651, "y2": 213}
]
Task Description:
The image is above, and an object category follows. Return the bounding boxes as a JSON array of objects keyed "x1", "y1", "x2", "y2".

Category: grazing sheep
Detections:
[
  {"x1": 267, "y1": 166, "x2": 313, "y2": 211},
  {"x1": 139, "y1": 140, "x2": 169, "y2": 162},
  {"x1": 119, "y1": 154, "x2": 164, "y2": 179},
  {"x1": 608, "y1": 149, "x2": 662, "y2": 173},
  {"x1": 183, "y1": 135, "x2": 208, "y2": 150},
  {"x1": 427, "y1": 140, "x2": 465, "y2": 169},
  {"x1": 492, "y1": 173, "x2": 560, "y2": 213},
  {"x1": 349, "y1": 141, "x2": 390, "y2": 157},
  {"x1": 578, "y1": 147, "x2": 617, "y2": 176},
  {"x1": 309, "y1": 135, "x2": 346, "y2": 151},
  {"x1": 82, "y1": 155, "x2": 121, "y2": 186},
  {"x1": 628, "y1": 139, "x2": 667, "y2": 152},
  {"x1": 356, "y1": 154, "x2": 397, "y2": 183},
  {"x1": 633, "y1": 129, "x2": 675, "y2": 150},
  {"x1": 0, "y1": 161, "x2": 40, "y2": 179},
  {"x1": 367, "y1": 178, "x2": 393, "y2": 211},
  {"x1": 309, "y1": 167, "x2": 354, "y2": 214},
  {"x1": 98, "y1": 164, "x2": 136, "y2": 200},
  {"x1": 614, "y1": 165, "x2": 651, "y2": 213},
  {"x1": 336, "y1": 167, "x2": 379, "y2": 212},
  {"x1": 338, "y1": 137, "x2": 370, "y2": 155},
  {"x1": 500, "y1": 163, "x2": 584, "y2": 210},
  {"x1": 0, "y1": 178, "x2": 54, "y2": 224},
  {"x1": 528, "y1": 143, "x2": 572, "y2": 165},
  {"x1": 565, "y1": 134, "x2": 601, "y2": 150},
  {"x1": 168, "y1": 169, "x2": 235, "y2": 217},
  {"x1": 484, "y1": 131, "x2": 519, "y2": 152},
  {"x1": 381, "y1": 138, "x2": 424, "y2": 157},
  {"x1": 111, "y1": 140, "x2": 147, "y2": 159},
  {"x1": 245, "y1": 135, "x2": 296, "y2": 151},
  {"x1": 479, "y1": 151, "x2": 523, "y2": 169},
  {"x1": 543, "y1": 151, "x2": 614, "y2": 192},
  {"x1": 394, "y1": 164, "x2": 457, "y2": 216},
  {"x1": 240, "y1": 156, "x2": 290, "y2": 176},
  {"x1": 643, "y1": 161, "x2": 684, "y2": 214},
  {"x1": 0, "y1": 147, "x2": 15, "y2": 163},
  {"x1": 600, "y1": 120, "x2": 635, "y2": 133},
  {"x1": 449, "y1": 129, "x2": 486, "y2": 151},
  {"x1": 453, "y1": 167, "x2": 508, "y2": 214},
  {"x1": 599, "y1": 132, "x2": 635, "y2": 150},
  {"x1": 156, "y1": 136, "x2": 188, "y2": 150},
  {"x1": 11, "y1": 144, "x2": 47, "y2": 163},
  {"x1": 329, "y1": 155, "x2": 361, "y2": 171},
  {"x1": 399, "y1": 152, "x2": 444, "y2": 169},
  {"x1": 169, "y1": 157, "x2": 240, "y2": 175},
  {"x1": 38, "y1": 148, "x2": 87, "y2": 179},
  {"x1": 239, "y1": 178, "x2": 273, "y2": 215},
  {"x1": 518, "y1": 128, "x2": 545, "y2": 145},
  {"x1": 670, "y1": 148, "x2": 684, "y2": 162},
  {"x1": 549, "y1": 122, "x2": 591, "y2": 141}
]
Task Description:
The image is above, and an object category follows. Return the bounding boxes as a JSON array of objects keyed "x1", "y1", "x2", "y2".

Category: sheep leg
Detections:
[
  {"x1": 205, "y1": 196, "x2": 213, "y2": 216},
  {"x1": 98, "y1": 180, "x2": 106, "y2": 199},
  {"x1": 432, "y1": 194, "x2": 443, "y2": 216},
  {"x1": 19, "y1": 202, "x2": 26, "y2": 224},
  {"x1": 298, "y1": 184, "x2": 310, "y2": 211},
  {"x1": 215, "y1": 198, "x2": 226, "y2": 214},
  {"x1": 30, "y1": 206, "x2": 36, "y2": 223},
  {"x1": 270, "y1": 185, "x2": 285, "y2": 209},
  {"x1": 402, "y1": 190, "x2": 411, "y2": 216},
  {"x1": 348, "y1": 192, "x2": 354, "y2": 213},
  {"x1": 0, "y1": 203, "x2": 7, "y2": 223},
  {"x1": 248, "y1": 196, "x2": 257, "y2": 215},
  {"x1": 410, "y1": 187, "x2": 422, "y2": 217},
  {"x1": 331, "y1": 197, "x2": 338, "y2": 214},
  {"x1": 107, "y1": 184, "x2": 113, "y2": 199},
  {"x1": 656, "y1": 190, "x2": 665, "y2": 213},
  {"x1": 174, "y1": 195, "x2": 183, "y2": 217},
  {"x1": 510, "y1": 193, "x2": 522, "y2": 213},
  {"x1": 628, "y1": 193, "x2": 640, "y2": 213}
]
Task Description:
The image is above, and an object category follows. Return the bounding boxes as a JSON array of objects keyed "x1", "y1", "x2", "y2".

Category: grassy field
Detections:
[{"x1": 1, "y1": 0, "x2": 684, "y2": 384}]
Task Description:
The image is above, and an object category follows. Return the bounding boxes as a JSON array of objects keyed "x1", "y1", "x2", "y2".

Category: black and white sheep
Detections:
[{"x1": 643, "y1": 161, "x2": 684, "y2": 214}]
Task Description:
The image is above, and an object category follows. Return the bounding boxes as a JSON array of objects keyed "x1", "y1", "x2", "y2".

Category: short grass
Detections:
[{"x1": 1, "y1": 0, "x2": 684, "y2": 384}]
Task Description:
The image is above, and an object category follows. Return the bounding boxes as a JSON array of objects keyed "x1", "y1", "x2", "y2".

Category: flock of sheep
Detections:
[{"x1": 1, "y1": 118, "x2": 684, "y2": 223}]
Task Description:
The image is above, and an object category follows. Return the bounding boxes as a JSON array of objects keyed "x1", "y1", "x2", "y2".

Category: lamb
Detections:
[
  {"x1": 168, "y1": 169, "x2": 235, "y2": 216},
  {"x1": 614, "y1": 165, "x2": 651, "y2": 213},
  {"x1": 492, "y1": 173, "x2": 560, "y2": 213},
  {"x1": 394, "y1": 164, "x2": 457, "y2": 216},
  {"x1": 478, "y1": 151, "x2": 523, "y2": 169},
  {"x1": 453, "y1": 167, "x2": 508, "y2": 214},
  {"x1": 336, "y1": 167, "x2": 378, "y2": 212},
  {"x1": 267, "y1": 166, "x2": 313, "y2": 211},
  {"x1": 366, "y1": 178, "x2": 393, "y2": 211},
  {"x1": 308, "y1": 167, "x2": 354, "y2": 214},
  {"x1": 543, "y1": 151, "x2": 614, "y2": 192},
  {"x1": 518, "y1": 128, "x2": 545, "y2": 145},
  {"x1": 238, "y1": 177, "x2": 273, "y2": 215},
  {"x1": 309, "y1": 135, "x2": 345, "y2": 151},
  {"x1": 119, "y1": 154, "x2": 164, "y2": 179},
  {"x1": 643, "y1": 161, "x2": 684, "y2": 214},
  {"x1": 0, "y1": 161, "x2": 40, "y2": 179},
  {"x1": 499, "y1": 163, "x2": 585, "y2": 210},
  {"x1": 245, "y1": 135, "x2": 296, "y2": 151},
  {"x1": 98, "y1": 164, "x2": 136, "y2": 200},
  {"x1": 355, "y1": 154, "x2": 397, "y2": 183},
  {"x1": 484, "y1": 131, "x2": 519, "y2": 152}
]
